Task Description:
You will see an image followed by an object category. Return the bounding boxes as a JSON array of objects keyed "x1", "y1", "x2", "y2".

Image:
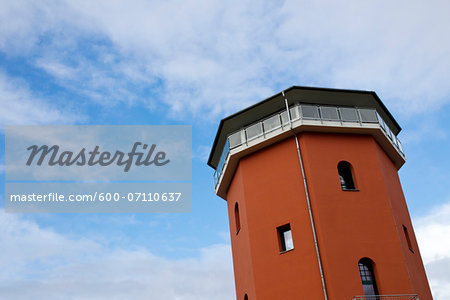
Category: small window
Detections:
[
  {"x1": 235, "y1": 203, "x2": 241, "y2": 234},
  {"x1": 277, "y1": 224, "x2": 294, "y2": 252},
  {"x1": 358, "y1": 258, "x2": 378, "y2": 296},
  {"x1": 403, "y1": 225, "x2": 414, "y2": 253},
  {"x1": 244, "y1": 294, "x2": 248, "y2": 300},
  {"x1": 338, "y1": 161, "x2": 356, "y2": 190}
]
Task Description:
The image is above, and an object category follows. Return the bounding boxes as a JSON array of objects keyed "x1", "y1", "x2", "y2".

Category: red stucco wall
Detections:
[{"x1": 226, "y1": 132, "x2": 432, "y2": 299}]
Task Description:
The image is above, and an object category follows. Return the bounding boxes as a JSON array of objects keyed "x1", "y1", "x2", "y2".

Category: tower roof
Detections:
[{"x1": 208, "y1": 86, "x2": 401, "y2": 169}]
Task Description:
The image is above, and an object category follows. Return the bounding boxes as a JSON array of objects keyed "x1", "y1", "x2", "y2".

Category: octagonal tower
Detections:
[{"x1": 208, "y1": 86, "x2": 432, "y2": 300}]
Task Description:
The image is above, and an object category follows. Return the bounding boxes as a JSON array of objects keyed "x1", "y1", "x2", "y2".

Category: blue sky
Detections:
[{"x1": 1, "y1": 0, "x2": 450, "y2": 299}]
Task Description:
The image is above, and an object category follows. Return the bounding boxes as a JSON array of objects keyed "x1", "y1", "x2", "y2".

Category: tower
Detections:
[{"x1": 208, "y1": 87, "x2": 432, "y2": 300}]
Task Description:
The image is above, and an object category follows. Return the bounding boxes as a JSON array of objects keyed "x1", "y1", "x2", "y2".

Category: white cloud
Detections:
[
  {"x1": 1, "y1": 201, "x2": 446, "y2": 300},
  {"x1": 193, "y1": 145, "x2": 212, "y2": 164},
  {"x1": 35, "y1": 59, "x2": 78, "y2": 80},
  {"x1": 0, "y1": 212, "x2": 235, "y2": 299},
  {"x1": 400, "y1": 116, "x2": 448, "y2": 146},
  {"x1": 414, "y1": 201, "x2": 450, "y2": 299},
  {"x1": 2, "y1": 0, "x2": 449, "y2": 120},
  {"x1": 0, "y1": 72, "x2": 82, "y2": 127}
]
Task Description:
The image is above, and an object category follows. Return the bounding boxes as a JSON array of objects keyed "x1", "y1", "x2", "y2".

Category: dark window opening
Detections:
[
  {"x1": 338, "y1": 161, "x2": 356, "y2": 190},
  {"x1": 235, "y1": 203, "x2": 241, "y2": 234},
  {"x1": 358, "y1": 258, "x2": 378, "y2": 296},
  {"x1": 403, "y1": 225, "x2": 414, "y2": 253},
  {"x1": 244, "y1": 294, "x2": 248, "y2": 300},
  {"x1": 277, "y1": 224, "x2": 294, "y2": 252}
]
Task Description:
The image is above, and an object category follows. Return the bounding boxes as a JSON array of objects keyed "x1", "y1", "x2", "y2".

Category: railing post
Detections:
[
  {"x1": 337, "y1": 107, "x2": 343, "y2": 126},
  {"x1": 357, "y1": 108, "x2": 363, "y2": 126}
]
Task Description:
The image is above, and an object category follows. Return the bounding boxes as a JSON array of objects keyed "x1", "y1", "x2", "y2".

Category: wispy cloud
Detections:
[
  {"x1": 2, "y1": 0, "x2": 449, "y2": 120},
  {"x1": 193, "y1": 145, "x2": 212, "y2": 163},
  {"x1": 0, "y1": 201, "x2": 446, "y2": 299},
  {"x1": 400, "y1": 116, "x2": 448, "y2": 145},
  {"x1": 0, "y1": 72, "x2": 82, "y2": 127},
  {"x1": 414, "y1": 200, "x2": 450, "y2": 299},
  {"x1": 0, "y1": 211, "x2": 235, "y2": 299}
]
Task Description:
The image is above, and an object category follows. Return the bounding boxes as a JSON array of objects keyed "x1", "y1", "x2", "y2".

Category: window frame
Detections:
[
  {"x1": 358, "y1": 258, "x2": 379, "y2": 296},
  {"x1": 337, "y1": 161, "x2": 358, "y2": 191},
  {"x1": 234, "y1": 202, "x2": 241, "y2": 234},
  {"x1": 277, "y1": 223, "x2": 294, "y2": 253},
  {"x1": 403, "y1": 224, "x2": 414, "y2": 253}
]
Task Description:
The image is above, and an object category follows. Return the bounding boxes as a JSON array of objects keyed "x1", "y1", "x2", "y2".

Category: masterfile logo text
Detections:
[{"x1": 26, "y1": 142, "x2": 170, "y2": 172}]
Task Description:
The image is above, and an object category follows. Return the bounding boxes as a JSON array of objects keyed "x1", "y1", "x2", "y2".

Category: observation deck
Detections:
[{"x1": 208, "y1": 87, "x2": 405, "y2": 199}]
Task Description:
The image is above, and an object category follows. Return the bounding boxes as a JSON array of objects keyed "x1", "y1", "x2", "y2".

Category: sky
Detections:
[{"x1": 0, "y1": 0, "x2": 449, "y2": 299}]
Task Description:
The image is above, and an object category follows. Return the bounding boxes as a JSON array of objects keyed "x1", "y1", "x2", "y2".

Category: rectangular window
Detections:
[
  {"x1": 403, "y1": 225, "x2": 414, "y2": 253},
  {"x1": 234, "y1": 203, "x2": 241, "y2": 234},
  {"x1": 277, "y1": 224, "x2": 294, "y2": 252}
]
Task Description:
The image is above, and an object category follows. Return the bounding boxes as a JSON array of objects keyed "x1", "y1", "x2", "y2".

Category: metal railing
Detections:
[
  {"x1": 214, "y1": 104, "x2": 405, "y2": 189},
  {"x1": 352, "y1": 295, "x2": 419, "y2": 300}
]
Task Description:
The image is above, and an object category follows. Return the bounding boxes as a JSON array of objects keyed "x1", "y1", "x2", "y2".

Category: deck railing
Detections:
[
  {"x1": 352, "y1": 295, "x2": 419, "y2": 300},
  {"x1": 214, "y1": 104, "x2": 405, "y2": 189}
]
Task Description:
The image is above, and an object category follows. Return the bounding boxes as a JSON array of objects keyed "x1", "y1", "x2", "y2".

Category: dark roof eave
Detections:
[{"x1": 207, "y1": 90, "x2": 284, "y2": 168}]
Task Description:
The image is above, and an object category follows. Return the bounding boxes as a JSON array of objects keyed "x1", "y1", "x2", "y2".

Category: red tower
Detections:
[{"x1": 208, "y1": 87, "x2": 432, "y2": 300}]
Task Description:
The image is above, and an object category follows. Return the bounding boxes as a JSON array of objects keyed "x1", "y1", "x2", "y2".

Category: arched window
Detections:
[
  {"x1": 244, "y1": 294, "x2": 248, "y2": 300},
  {"x1": 338, "y1": 161, "x2": 356, "y2": 190},
  {"x1": 358, "y1": 258, "x2": 378, "y2": 296},
  {"x1": 235, "y1": 203, "x2": 241, "y2": 234}
]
